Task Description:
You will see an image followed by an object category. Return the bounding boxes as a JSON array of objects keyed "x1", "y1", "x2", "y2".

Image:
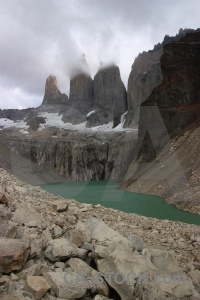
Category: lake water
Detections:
[{"x1": 41, "y1": 180, "x2": 200, "y2": 225}]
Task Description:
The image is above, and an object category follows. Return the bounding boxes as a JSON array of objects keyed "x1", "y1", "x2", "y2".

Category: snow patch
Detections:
[
  {"x1": 0, "y1": 118, "x2": 29, "y2": 131},
  {"x1": 87, "y1": 110, "x2": 95, "y2": 117}
]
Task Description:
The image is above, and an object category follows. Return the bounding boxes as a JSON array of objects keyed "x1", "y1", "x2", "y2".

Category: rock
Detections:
[
  {"x1": 68, "y1": 258, "x2": 109, "y2": 297},
  {"x1": 50, "y1": 200, "x2": 69, "y2": 212},
  {"x1": 44, "y1": 238, "x2": 80, "y2": 262},
  {"x1": 44, "y1": 271, "x2": 88, "y2": 299},
  {"x1": 133, "y1": 271, "x2": 199, "y2": 299},
  {"x1": 0, "y1": 239, "x2": 30, "y2": 273},
  {"x1": 87, "y1": 63, "x2": 127, "y2": 127},
  {"x1": 93, "y1": 296, "x2": 111, "y2": 300},
  {"x1": 25, "y1": 276, "x2": 50, "y2": 299},
  {"x1": 17, "y1": 263, "x2": 49, "y2": 279},
  {"x1": 69, "y1": 54, "x2": 93, "y2": 111},
  {"x1": 42, "y1": 75, "x2": 68, "y2": 105},
  {"x1": 10, "y1": 273, "x2": 19, "y2": 281},
  {"x1": 12, "y1": 204, "x2": 46, "y2": 228},
  {"x1": 0, "y1": 192, "x2": 8, "y2": 205},
  {"x1": 0, "y1": 223, "x2": 16, "y2": 239},
  {"x1": 40, "y1": 228, "x2": 52, "y2": 249},
  {"x1": 96, "y1": 241, "x2": 156, "y2": 300},
  {"x1": 0, "y1": 291, "x2": 26, "y2": 300},
  {"x1": 142, "y1": 248, "x2": 180, "y2": 272},
  {"x1": 188, "y1": 269, "x2": 200, "y2": 293},
  {"x1": 27, "y1": 116, "x2": 46, "y2": 131},
  {"x1": 128, "y1": 234, "x2": 146, "y2": 252}
]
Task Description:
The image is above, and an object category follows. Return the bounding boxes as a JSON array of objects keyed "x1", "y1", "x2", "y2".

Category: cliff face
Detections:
[
  {"x1": 137, "y1": 31, "x2": 200, "y2": 162},
  {"x1": 86, "y1": 64, "x2": 127, "y2": 127},
  {"x1": 42, "y1": 75, "x2": 68, "y2": 105},
  {"x1": 124, "y1": 28, "x2": 200, "y2": 127},
  {"x1": 123, "y1": 31, "x2": 200, "y2": 214},
  {"x1": 125, "y1": 48, "x2": 163, "y2": 126},
  {"x1": 0, "y1": 128, "x2": 136, "y2": 184}
]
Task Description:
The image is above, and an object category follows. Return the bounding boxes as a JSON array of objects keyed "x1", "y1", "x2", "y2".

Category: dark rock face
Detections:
[
  {"x1": 42, "y1": 75, "x2": 68, "y2": 105},
  {"x1": 0, "y1": 128, "x2": 137, "y2": 183},
  {"x1": 125, "y1": 28, "x2": 200, "y2": 127},
  {"x1": 62, "y1": 55, "x2": 93, "y2": 124},
  {"x1": 137, "y1": 31, "x2": 200, "y2": 162},
  {"x1": 87, "y1": 64, "x2": 127, "y2": 128},
  {"x1": 86, "y1": 109, "x2": 113, "y2": 128},
  {"x1": 26, "y1": 116, "x2": 46, "y2": 131},
  {"x1": 0, "y1": 108, "x2": 33, "y2": 121},
  {"x1": 125, "y1": 50, "x2": 163, "y2": 126},
  {"x1": 69, "y1": 74, "x2": 93, "y2": 110},
  {"x1": 69, "y1": 55, "x2": 93, "y2": 111}
]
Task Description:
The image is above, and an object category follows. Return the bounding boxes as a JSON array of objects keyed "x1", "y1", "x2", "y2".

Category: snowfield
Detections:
[{"x1": 0, "y1": 112, "x2": 137, "y2": 134}]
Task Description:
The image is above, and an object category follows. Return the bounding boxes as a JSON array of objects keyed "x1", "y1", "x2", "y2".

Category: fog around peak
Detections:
[{"x1": 0, "y1": 0, "x2": 200, "y2": 108}]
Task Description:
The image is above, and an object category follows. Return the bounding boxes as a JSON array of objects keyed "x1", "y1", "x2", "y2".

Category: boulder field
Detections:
[{"x1": 0, "y1": 168, "x2": 200, "y2": 299}]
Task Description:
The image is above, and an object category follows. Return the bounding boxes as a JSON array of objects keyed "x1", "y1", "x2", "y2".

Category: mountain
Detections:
[
  {"x1": 86, "y1": 63, "x2": 127, "y2": 128},
  {"x1": 123, "y1": 30, "x2": 200, "y2": 214},
  {"x1": 124, "y1": 28, "x2": 200, "y2": 127},
  {"x1": 0, "y1": 28, "x2": 200, "y2": 214}
]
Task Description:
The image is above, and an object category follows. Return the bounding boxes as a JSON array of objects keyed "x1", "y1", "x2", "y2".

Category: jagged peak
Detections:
[
  {"x1": 70, "y1": 53, "x2": 91, "y2": 79},
  {"x1": 45, "y1": 75, "x2": 59, "y2": 95}
]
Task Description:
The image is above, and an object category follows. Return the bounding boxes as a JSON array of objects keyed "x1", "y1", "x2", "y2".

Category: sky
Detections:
[{"x1": 0, "y1": 0, "x2": 199, "y2": 109}]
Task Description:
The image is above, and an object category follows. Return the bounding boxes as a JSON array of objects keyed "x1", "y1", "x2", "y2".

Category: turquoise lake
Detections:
[{"x1": 41, "y1": 181, "x2": 200, "y2": 226}]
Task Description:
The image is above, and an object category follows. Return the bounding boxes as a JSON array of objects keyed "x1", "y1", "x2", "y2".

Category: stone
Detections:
[
  {"x1": 44, "y1": 271, "x2": 88, "y2": 299},
  {"x1": 96, "y1": 241, "x2": 156, "y2": 300},
  {"x1": 68, "y1": 258, "x2": 109, "y2": 297},
  {"x1": 0, "y1": 223, "x2": 16, "y2": 239},
  {"x1": 17, "y1": 263, "x2": 49, "y2": 279},
  {"x1": 0, "y1": 239, "x2": 30, "y2": 273},
  {"x1": 10, "y1": 273, "x2": 19, "y2": 281},
  {"x1": 188, "y1": 269, "x2": 200, "y2": 293},
  {"x1": 44, "y1": 238, "x2": 80, "y2": 262},
  {"x1": 0, "y1": 192, "x2": 8, "y2": 205},
  {"x1": 25, "y1": 276, "x2": 50, "y2": 299},
  {"x1": 40, "y1": 228, "x2": 52, "y2": 249},
  {"x1": 128, "y1": 234, "x2": 146, "y2": 252},
  {"x1": 52, "y1": 225, "x2": 63, "y2": 238},
  {"x1": 27, "y1": 116, "x2": 46, "y2": 131},
  {"x1": 142, "y1": 248, "x2": 180, "y2": 272},
  {"x1": 51, "y1": 200, "x2": 68, "y2": 212},
  {"x1": 12, "y1": 204, "x2": 46, "y2": 228}
]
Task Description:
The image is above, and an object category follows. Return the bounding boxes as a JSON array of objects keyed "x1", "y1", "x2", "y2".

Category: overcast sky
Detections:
[{"x1": 0, "y1": 0, "x2": 199, "y2": 109}]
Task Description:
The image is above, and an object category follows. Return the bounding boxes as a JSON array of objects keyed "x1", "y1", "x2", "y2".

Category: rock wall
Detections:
[
  {"x1": 124, "y1": 28, "x2": 200, "y2": 127},
  {"x1": 123, "y1": 31, "x2": 200, "y2": 214},
  {"x1": 0, "y1": 128, "x2": 137, "y2": 184},
  {"x1": 42, "y1": 75, "x2": 68, "y2": 105},
  {"x1": 87, "y1": 64, "x2": 127, "y2": 128}
]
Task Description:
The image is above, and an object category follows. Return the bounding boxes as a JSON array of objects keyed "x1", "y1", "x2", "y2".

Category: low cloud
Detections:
[{"x1": 0, "y1": 0, "x2": 199, "y2": 109}]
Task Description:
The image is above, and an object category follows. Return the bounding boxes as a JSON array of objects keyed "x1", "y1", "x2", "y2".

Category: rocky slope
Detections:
[
  {"x1": 0, "y1": 168, "x2": 200, "y2": 299},
  {"x1": 123, "y1": 31, "x2": 200, "y2": 215}
]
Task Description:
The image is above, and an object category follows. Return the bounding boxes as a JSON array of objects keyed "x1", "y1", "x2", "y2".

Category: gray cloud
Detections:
[{"x1": 0, "y1": 0, "x2": 199, "y2": 108}]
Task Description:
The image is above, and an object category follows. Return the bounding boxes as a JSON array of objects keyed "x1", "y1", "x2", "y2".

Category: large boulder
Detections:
[
  {"x1": 44, "y1": 238, "x2": 85, "y2": 262},
  {"x1": 0, "y1": 239, "x2": 30, "y2": 273},
  {"x1": 25, "y1": 276, "x2": 50, "y2": 299},
  {"x1": 44, "y1": 271, "x2": 88, "y2": 299}
]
